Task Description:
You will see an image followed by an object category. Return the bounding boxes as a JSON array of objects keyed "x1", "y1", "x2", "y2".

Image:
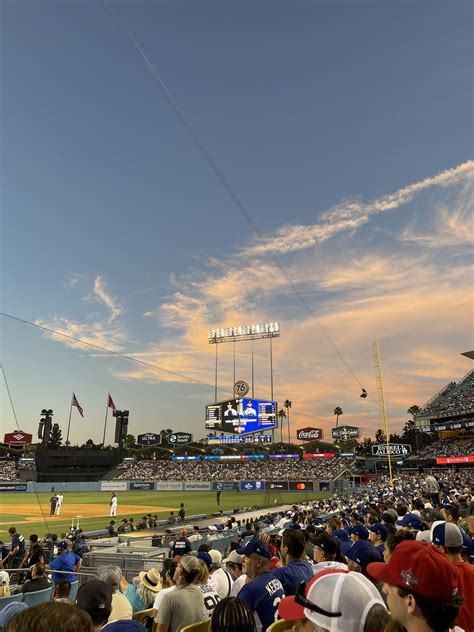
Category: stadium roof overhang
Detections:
[{"x1": 461, "y1": 350, "x2": 474, "y2": 360}]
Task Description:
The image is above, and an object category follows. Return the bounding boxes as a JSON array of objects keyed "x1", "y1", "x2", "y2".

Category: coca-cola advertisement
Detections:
[{"x1": 297, "y1": 427, "x2": 323, "y2": 441}]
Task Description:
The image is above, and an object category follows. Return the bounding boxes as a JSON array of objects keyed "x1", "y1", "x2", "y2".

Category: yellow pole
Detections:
[{"x1": 372, "y1": 340, "x2": 393, "y2": 488}]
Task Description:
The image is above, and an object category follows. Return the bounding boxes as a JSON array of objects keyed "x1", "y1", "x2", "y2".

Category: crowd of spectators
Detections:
[
  {"x1": 0, "y1": 468, "x2": 473, "y2": 632},
  {"x1": 114, "y1": 456, "x2": 355, "y2": 482},
  {"x1": 417, "y1": 370, "x2": 474, "y2": 417},
  {"x1": 406, "y1": 436, "x2": 474, "y2": 460}
]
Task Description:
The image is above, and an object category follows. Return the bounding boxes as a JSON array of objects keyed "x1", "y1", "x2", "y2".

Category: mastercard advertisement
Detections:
[{"x1": 288, "y1": 481, "x2": 314, "y2": 491}]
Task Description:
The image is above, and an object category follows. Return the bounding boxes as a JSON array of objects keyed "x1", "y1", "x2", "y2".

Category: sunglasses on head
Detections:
[{"x1": 294, "y1": 581, "x2": 342, "y2": 618}]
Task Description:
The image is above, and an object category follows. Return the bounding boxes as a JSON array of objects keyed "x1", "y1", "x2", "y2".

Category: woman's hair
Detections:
[
  {"x1": 397, "y1": 588, "x2": 463, "y2": 632},
  {"x1": 6, "y1": 602, "x2": 93, "y2": 632},
  {"x1": 385, "y1": 527, "x2": 415, "y2": 554},
  {"x1": 364, "y1": 603, "x2": 390, "y2": 632},
  {"x1": 210, "y1": 597, "x2": 257, "y2": 632},
  {"x1": 194, "y1": 558, "x2": 210, "y2": 584}
]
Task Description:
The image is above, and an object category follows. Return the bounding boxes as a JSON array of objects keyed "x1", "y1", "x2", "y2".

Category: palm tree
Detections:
[
  {"x1": 278, "y1": 409, "x2": 286, "y2": 443},
  {"x1": 284, "y1": 400, "x2": 292, "y2": 444},
  {"x1": 333, "y1": 406, "x2": 343, "y2": 428}
]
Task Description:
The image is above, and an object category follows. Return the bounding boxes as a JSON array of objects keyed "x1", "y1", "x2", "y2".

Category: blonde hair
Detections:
[{"x1": 194, "y1": 559, "x2": 210, "y2": 585}]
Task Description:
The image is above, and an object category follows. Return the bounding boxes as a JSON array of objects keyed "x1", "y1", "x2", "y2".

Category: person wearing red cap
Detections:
[
  {"x1": 367, "y1": 540, "x2": 463, "y2": 632},
  {"x1": 277, "y1": 568, "x2": 388, "y2": 632}
]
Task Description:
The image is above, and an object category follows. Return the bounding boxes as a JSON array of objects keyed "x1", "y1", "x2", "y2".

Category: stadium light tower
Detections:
[{"x1": 208, "y1": 323, "x2": 280, "y2": 403}]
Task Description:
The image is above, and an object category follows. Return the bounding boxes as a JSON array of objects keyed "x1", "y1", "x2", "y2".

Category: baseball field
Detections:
[{"x1": 0, "y1": 490, "x2": 330, "y2": 536}]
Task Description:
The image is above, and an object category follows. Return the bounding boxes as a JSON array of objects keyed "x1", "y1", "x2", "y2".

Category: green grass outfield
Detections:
[{"x1": 0, "y1": 490, "x2": 331, "y2": 536}]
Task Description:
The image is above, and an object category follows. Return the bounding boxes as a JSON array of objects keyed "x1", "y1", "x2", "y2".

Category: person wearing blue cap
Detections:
[
  {"x1": 46, "y1": 540, "x2": 82, "y2": 585},
  {"x1": 0, "y1": 601, "x2": 28, "y2": 629},
  {"x1": 368, "y1": 523, "x2": 388, "y2": 555},
  {"x1": 236, "y1": 539, "x2": 285, "y2": 631},
  {"x1": 348, "y1": 523, "x2": 369, "y2": 542},
  {"x1": 345, "y1": 540, "x2": 383, "y2": 576}
]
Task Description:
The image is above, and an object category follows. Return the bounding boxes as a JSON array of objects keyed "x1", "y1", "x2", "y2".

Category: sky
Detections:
[{"x1": 1, "y1": 0, "x2": 473, "y2": 447}]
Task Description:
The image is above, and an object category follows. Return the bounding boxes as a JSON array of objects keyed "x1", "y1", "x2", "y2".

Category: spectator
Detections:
[
  {"x1": 5, "y1": 601, "x2": 93, "y2": 632},
  {"x1": 156, "y1": 555, "x2": 205, "y2": 632},
  {"x1": 272, "y1": 529, "x2": 313, "y2": 595},
  {"x1": 46, "y1": 540, "x2": 81, "y2": 585},
  {"x1": 18, "y1": 562, "x2": 51, "y2": 594},
  {"x1": 97, "y1": 565, "x2": 133, "y2": 622},
  {"x1": 367, "y1": 540, "x2": 463, "y2": 632},
  {"x1": 170, "y1": 530, "x2": 191, "y2": 558},
  {"x1": 52, "y1": 580, "x2": 72, "y2": 603},
  {"x1": 120, "y1": 568, "x2": 162, "y2": 614},
  {"x1": 222, "y1": 550, "x2": 246, "y2": 596},
  {"x1": 0, "y1": 602, "x2": 27, "y2": 630},
  {"x1": 20, "y1": 534, "x2": 44, "y2": 569},
  {"x1": 310, "y1": 532, "x2": 348, "y2": 573},
  {"x1": 76, "y1": 579, "x2": 113, "y2": 630},
  {"x1": 151, "y1": 559, "x2": 178, "y2": 621},
  {"x1": 194, "y1": 555, "x2": 221, "y2": 618},
  {"x1": 0, "y1": 570, "x2": 10, "y2": 597},
  {"x1": 237, "y1": 540, "x2": 285, "y2": 632},
  {"x1": 210, "y1": 596, "x2": 257, "y2": 632},
  {"x1": 4, "y1": 528, "x2": 25, "y2": 569},
  {"x1": 208, "y1": 550, "x2": 233, "y2": 599},
  {"x1": 278, "y1": 568, "x2": 388, "y2": 632}
]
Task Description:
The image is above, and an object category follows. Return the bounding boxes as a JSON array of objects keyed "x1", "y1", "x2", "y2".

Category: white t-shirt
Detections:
[
  {"x1": 209, "y1": 568, "x2": 233, "y2": 599},
  {"x1": 200, "y1": 583, "x2": 221, "y2": 618},
  {"x1": 230, "y1": 574, "x2": 246, "y2": 597}
]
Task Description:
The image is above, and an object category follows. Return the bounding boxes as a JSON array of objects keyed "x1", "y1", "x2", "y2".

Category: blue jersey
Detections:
[
  {"x1": 272, "y1": 560, "x2": 313, "y2": 596},
  {"x1": 49, "y1": 551, "x2": 81, "y2": 584},
  {"x1": 238, "y1": 571, "x2": 285, "y2": 632}
]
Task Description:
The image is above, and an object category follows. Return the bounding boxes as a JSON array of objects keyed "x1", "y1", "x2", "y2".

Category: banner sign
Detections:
[
  {"x1": 297, "y1": 427, "x2": 323, "y2": 441},
  {"x1": 436, "y1": 456, "x2": 474, "y2": 464},
  {"x1": 156, "y1": 481, "x2": 184, "y2": 491},
  {"x1": 137, "y1": 433, "x2": 161, "y2": 446},
  {"x1": 267, "y1": 481, "x2": 289, "y2": 490},
  {"x1": 3, "y1": 431, "x2": 33, "y2": 446},
  {"x1": 289, "y1": 481, "x2": 314, "y2": 491},
  {"x1": 0, "y1": 483, "x2": 27, "y2": 492},
  {"x1": 168, "y1": 432, "x2": 193, "y2": 445},
  {"x1": 371, "y1": 444, "x2": 412, "y2": 456},
  {"x1": 184, "y1": 482, "x2": 211, "y2": 491},
  {"x1": 211, "y1": 481, "x2": 239, "y2": 491},
  {"x1": 331, "y1": 425, "x2": 360, "y2": 439},
  {"x1": 129, "y1": 481, "x2": 155, "y2": 491},
  {"x1": 101, "y1": 481, "x2": 128, "y2": 492},
  {"x1": 239, "y1": 480, "x2": 265, "y2": 491},
  {"x1": 269, "y1": 454, "x2": 300, "y2": 459},
  {"x1": 303, "y1": 453, "x2": 336, "y2": 458}
]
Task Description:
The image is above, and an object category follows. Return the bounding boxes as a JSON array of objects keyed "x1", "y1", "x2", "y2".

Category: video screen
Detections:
[{"x1": 205, "y1": 398, "x2": 277, "y2": 435}]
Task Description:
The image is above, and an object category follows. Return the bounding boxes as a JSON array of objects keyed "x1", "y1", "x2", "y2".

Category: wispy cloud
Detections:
[
  {"x1": 92, "y1": 276, "x2": 123, "y2": 323},
  {"x1": 241, "y1": 160, "x2": 474, "y2": 256}
]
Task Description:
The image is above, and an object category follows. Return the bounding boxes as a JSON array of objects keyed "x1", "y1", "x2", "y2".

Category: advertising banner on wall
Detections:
[
  {"x1": 0, "y1": 483, "x2": 27, "y2": 492},
  {"x1": 331, "y1": 425, "x2": 360, "y2": 440},
  {"x1": 129, "y1": 481, "x2": 155, "y2": 491},
  {"x1": 184, "y1": 482, "x2": 211, "y2": 491},
  {"x1": 267, "y1": 481, "x2": 289, "y2": 490},
  {"x1": 168, "y1": 432, "x2": 193, "y2": 445},
  {"x1": 211, "y1": 481, "x2": 239, "y2": 491},
  {"x1": 436, "y1": 455, "x2": 474, "y2": 464},
  {"x1": 101, "y1": 481, "x2": 128, "y2": 492},
  {"x1": 156, "y1": 481, "x2": 184, "y2": 491},
  {"x1": 137, "y1": 433, "x2": 161, "y2": 446},
  {"x1": 239, "y1": 480, "x2": 265, "y2": 491},
  {"x1": 371, "y1": 444, "x2": 412, "y2": 456},
  {"x1": 297, "y1": 427, "x2": 323, "y2": 441},
  {"x1": 3, "y1": 431, "x2": 33, "y2": 446},
  {"x1": 288, "y1": 481, "x2": 314, "y2": 491}
]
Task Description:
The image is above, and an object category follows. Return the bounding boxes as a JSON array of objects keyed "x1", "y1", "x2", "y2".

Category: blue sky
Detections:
[{"x1": 1, "y1": 0, "x2": 472, "y2": 446}]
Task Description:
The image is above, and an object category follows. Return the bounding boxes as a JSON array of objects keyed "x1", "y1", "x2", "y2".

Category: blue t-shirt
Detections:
[
  {"x1": 49, "y1": 551, "x2": 81, "y2": 584},
  {"x1": 238, "y1": 571, "x2": 285, "y2": 632},
  {"x1": 272, "y1": 560, "x2": 313, "y2": 596},
  {"x1": 125, "y1": 584, "x2": 147, "y2": 614}
]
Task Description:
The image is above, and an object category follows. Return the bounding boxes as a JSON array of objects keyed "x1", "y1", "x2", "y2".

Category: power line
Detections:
[{"x1": 101, "y1": 0, "x2": 365, "y2": 393}]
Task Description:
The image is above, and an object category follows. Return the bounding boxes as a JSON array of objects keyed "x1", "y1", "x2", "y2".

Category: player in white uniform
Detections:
[
  {"x1": 110, "y1": 493, "x2": 118, "y2": 517},
  {"x1": 55, "y1": 492, "x2": 63, "y2": 515}
]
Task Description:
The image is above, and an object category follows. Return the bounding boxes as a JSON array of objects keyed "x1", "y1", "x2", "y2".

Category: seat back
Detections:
[
  {"x1": 68, "y1": 581, "x2": 79, "y2": 603},
  {"x1": 266, "y1": 620, "x2": 296, "y2": 632},
  {"x1": 0, "y1": 593, "x2": 24, "y2": 610},
  {"x1": 23, "y1": 586, "x2": 53, "y2": 607}
]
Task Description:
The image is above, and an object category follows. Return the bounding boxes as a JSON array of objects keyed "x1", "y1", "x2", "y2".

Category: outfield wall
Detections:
[{"x1": 0, "y1": 479, "x2": 352, "y2": 493}]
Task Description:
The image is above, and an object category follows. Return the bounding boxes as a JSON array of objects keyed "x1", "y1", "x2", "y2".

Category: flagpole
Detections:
[
  {"x1": 102, "y1": 394, "x2": 109, "y2": 447},
  {"x1": 66, "y1": 392, "x2": 73, "y2": 445}
]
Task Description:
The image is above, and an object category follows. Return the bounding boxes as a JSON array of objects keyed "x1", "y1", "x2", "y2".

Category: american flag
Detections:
[{"x1": 72, "y1": 392, "x2": 84, "y2": 417}]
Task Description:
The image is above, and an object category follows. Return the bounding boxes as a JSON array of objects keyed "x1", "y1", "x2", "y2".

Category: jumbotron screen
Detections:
[{"x1": 205, "y1": 398, "x2": 277, "y2": 435}]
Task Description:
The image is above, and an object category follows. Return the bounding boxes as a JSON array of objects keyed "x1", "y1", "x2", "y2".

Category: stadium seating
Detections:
[
  {"x1": 22, "y1": 586, "x2": 53, "y2": 606},
  {"x1": 0, "y1": 593, "x2": 23, "y2": 610}
]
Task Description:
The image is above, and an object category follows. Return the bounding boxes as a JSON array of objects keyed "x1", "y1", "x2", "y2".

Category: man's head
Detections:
[
  {"x1": 281, "y1": 528, "x2": 306, "y2": 563},
  {"x1": 348, "y1": 524, "x2": 369, "y2": 542},
  {"x1": 53, "y1": 580, "x2": 72, "y2": 600},
  {"x1": 367, "y1": 540, "x2": 462, "y2": 631},
  {"x1": 32, "y1": 562, "x2": 46, "y2": 579},
  {"x1": 97, "y1": 565, "x2": 122, "y2": 593},
  {"x1": 76, "y1": 579, "x2": 112, "y2": 626},
  {"x1": 237, "y1": 540, "x2": 271, "y2": 580},
  {"x1": 431, "y1": 521, "x2": 463, "y2": 559},
  {"x1": 222, "y1": 550, "x2": 244, "y2": 577}
]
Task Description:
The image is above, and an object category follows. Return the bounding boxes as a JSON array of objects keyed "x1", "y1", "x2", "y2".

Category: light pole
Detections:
[{"x1": 284, "y1": 399, "x2": 292, "y2": 444}]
